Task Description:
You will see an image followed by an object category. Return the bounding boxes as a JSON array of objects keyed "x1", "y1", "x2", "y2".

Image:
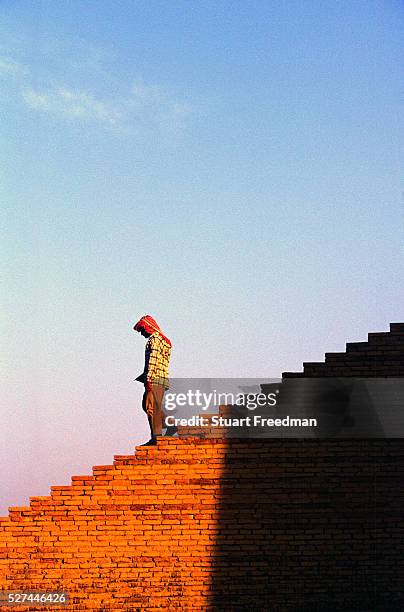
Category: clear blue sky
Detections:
[{"x1": 1, "y1": 1, "x2": 403, "y2": 512}]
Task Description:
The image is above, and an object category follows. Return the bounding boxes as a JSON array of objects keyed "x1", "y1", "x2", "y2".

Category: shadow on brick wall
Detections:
[
  {"x1": 209, "y1": 324, "x2": 404, "y2": 611},
  {"x1": 208, "y1": 438, "x2": 404, "y2": 611}
]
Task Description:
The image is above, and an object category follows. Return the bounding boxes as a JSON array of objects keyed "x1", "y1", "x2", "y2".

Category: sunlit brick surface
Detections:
[
  {"x1": 0, "y1": 439, "x2": 227, "y2": 610},
  {"x1": 1, "y1": 438, "x2": 403, "y2": 610},
  {"x1": 1, "y1": 323, "x2": 403, "y2": 610}
]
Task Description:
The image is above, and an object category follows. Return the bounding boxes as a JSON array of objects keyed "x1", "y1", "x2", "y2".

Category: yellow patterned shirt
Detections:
[{"x1": 144, "y1": 332, "x2": 171, "y2": 389}]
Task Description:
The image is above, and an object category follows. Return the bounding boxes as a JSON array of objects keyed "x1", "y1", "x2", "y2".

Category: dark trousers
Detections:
[{"x1": 142, "y1": 384, "x2": 167, "y2": 437}]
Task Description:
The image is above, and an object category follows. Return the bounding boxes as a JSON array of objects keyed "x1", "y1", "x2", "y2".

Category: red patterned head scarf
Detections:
[{"x1": 133, "y1": 315, "x2": 172, "y2": 347}]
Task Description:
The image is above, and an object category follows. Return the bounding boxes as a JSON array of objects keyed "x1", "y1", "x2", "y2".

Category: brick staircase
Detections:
[
  {"x1": 283, "y1": 322, "x2": 404, "y2": 377},
  {"x1": 1, "y1": 437, "x2": 403, "y2": 611},
  {"x1": 0, "y1": 323, "x2": 403, "y2": 610},
  {"x1": 0, "y1": 439, "x2": 224, "y2": 610}
]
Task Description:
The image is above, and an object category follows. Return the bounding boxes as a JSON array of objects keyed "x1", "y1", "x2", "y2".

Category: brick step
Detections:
[
  {"x1": 325, "y1": 351, "x2": 403, "y2": 362},
  {"x1": 29, "y1": 495, "x2": 54, "y2": 509},
  {"x1": 113, "y1": 454, "x2": 138, "y2": 466},
  {"x1": 8, "y1": 506, "x2": 31, "y2": 512},
  {"x1": 323, "y1": 352, "x2": 343, "y2": 361},
  {"x1": 8, "y1": 506, "x2": 33, "y2": 519},
  {"x1": 303, "y1": 362, "x2": 326, "y2": 369},
  {"x1": 345, "y1": 341, "x2": 371, "y2": 352},
  {"x1": 390, "y1": 322, "x2": 404, "y2": 334},
  {"x1": 71, "y1": 475, "x2": 96, "y2": 485},
  {"x1": 303, "y1": 362, "x2": 327, "y2": 374},
  {"x1": 282, "y1": 371, "x2": 305, "y2": 378},
  {"x1": 29, "y1": 496, "x2": 51, "y2": 501},
  {"x1": 367, "y1": 332, "x2": 397, "y2": 345},
  {"x1": 346, "y1": 340, "x2": 403, "y2": 353}
]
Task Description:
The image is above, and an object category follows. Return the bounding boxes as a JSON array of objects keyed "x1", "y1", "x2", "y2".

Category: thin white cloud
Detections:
[
  {"x1": 20, "y1": 80, "x2": 189, "y2": 132},
  {"x1": 22, "y1": 86, "x2": 123, "y2": 125},
  {"x1": 132, "y1": 78, "x2": 162, "y2": 103},
  {"x1": 130, "y1": 77, "x2": 190, "y2": 117},
  {"x1": 21, "y1": 89, "x2": 50, "y2": 110},
  {"x1": 1, "y1": 49, "x2": 190, "y2": 134},
  {"x1": 0, "y1": 56, "x2": 27, "y2": 77}
]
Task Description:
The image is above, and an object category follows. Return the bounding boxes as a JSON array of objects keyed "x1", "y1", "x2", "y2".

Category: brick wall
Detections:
[
  {"x1": 283, "y1": 322, "x2": 404, "y2": 377},
  {"x1": 0, "y1": 324, "x2": 403, "y2": 611},
  {"x1": 0, "y1": 439, "x2": 227, "y2": 610}
]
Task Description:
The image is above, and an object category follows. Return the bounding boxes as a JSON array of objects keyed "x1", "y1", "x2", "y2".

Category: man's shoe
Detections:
[
  {"x1": 140, "y1": 437, "x2": 157, "y2": 446},
  {"x1": 164, "y1": 425, "x2": 178, "y2": 437}
]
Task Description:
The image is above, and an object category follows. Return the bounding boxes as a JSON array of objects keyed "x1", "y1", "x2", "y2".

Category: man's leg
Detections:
[
  {"x1": 142, "y1": 385, "x2": 164, "y2": 440},
  {"x1": 141, "y1": 385, "x2": 176, "y2": 443},
  {"x1": 142, "y1": 388, "x2": 156, "y2": 440},
  {"x1": 151, "y1": 385, "x2": 165, "y2": 436}
]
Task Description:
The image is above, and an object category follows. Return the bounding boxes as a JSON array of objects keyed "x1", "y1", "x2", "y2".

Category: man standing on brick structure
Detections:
[{"x1": 133, "y1": 315, "x2": 175, "y2": 445}]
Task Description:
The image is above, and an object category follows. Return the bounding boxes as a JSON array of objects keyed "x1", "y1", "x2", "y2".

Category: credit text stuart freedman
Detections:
[{"x1": 165, "y1": 414, "x2": 317, "y2": 428}]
